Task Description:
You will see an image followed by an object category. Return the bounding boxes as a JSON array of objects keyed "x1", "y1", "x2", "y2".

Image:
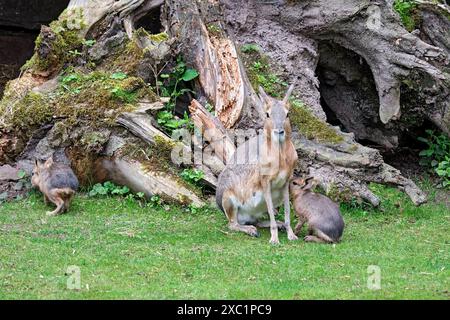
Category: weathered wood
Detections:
[
  {"x1": 189, "y1": 99, "x2": 235, "y2": 164},
  {"x1": 98, "y1": 157, "x2": 205, "y2": 206},
  {"x1": 117, "y1": 107, "x2": 218, "y2": 189},
  {"x1": 117, "y1": 109, "x2": 170, "y2": 145}
]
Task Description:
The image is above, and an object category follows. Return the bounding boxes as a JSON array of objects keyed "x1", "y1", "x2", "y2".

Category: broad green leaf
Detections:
[
  {"x1": 182, "y1": 69, "x2": 199, "y2": 82},
  {"x1": 17, "y1": 170, "x2": 26, "y2": 179},
  {"x1": 110, "y1": 72, "x2": 127, "y2": 80}
]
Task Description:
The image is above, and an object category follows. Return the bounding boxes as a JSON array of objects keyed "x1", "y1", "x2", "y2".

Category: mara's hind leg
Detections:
[
  {"x1": 304, "y1": 228, "x2": 334, "y2": 244},
  {"x1": 63, "y1": 194, "x2": 74, "y2": 213},
  {"x1": 315, "y1": 229, "x2": 335, "y2": 243},
  {"x1": 223, "y1": 192, "x2": 259, "y2": 237},
  {"x1": 44, "y1": 194, "x2": 50, "y2": 205},
  {"x1": 46, "y1": 198, "x2": 65, "y2": 216},
  {"x1": 46, "y1": 190, "x2": 65, "y2": 216}
]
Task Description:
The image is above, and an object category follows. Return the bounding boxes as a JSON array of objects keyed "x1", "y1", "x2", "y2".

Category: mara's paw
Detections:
[
  {"x1": 247, "y1": 226, "x2": 260, "y2": 238},
  {"x1": 304, "y1": 235, "x2": 317, "y2": 242},
  {"x1": 46, "y1": 211, "x2": 57, "y2": 217},
  {"x1": 288, "y1": 232, "x2": 298, "y2": 241},
  {"x1": 269, "y1": 237, "x2": 280, "y2": 245}
]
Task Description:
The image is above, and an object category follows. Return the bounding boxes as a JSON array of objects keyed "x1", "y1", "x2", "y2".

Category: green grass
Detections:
[{"x1": 0, "y1": 184, "x2": 448, "y2": 299}]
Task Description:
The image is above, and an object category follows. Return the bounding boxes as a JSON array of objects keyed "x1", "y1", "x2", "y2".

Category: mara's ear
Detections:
[
  {"x1": 258, "y1": 86, "x2": 271, "y2": 111},
  {"x1": 44, "y1": 156, "x2": 54, "y2": 168},
  {"x1": 282, "y1": 84, "x2": 295, "y2": 108},
  {"x1": 302, "y1": 176, "x2": 316, "y2": 191},
  {"x1": 34, "y1": 158, "x2": 39, "y2": 167},
  {"x1": 291, "y1": 178, "x2": 303, "y2": 187}
]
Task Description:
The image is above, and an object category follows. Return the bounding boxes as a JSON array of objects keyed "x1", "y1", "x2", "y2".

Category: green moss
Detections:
[
  {"x1": 24, "y1": 8, "x2": 86, "y2": 73},
  {"x1": 2, "y1": 92, "x2": 53, "y2": 131},
  {"x1": 324, "y1": 183, "x2": 355, "y2": 203},
  {"x1": 207, "y1": 24, "x2": 223, "y2": 37},
  {"x1": 0, "y1": 70, "x2": 156, "y2": 147},
  {"x1": 103, "y1": 38, "x2": 145, "y2": 75},
  {"x1": 135, "y1": 137, "x2": 203, "y2": 204},
  {"x1": 148, "y1": 32, "x2": 169, "y2": 43},
  {"x1": 122, "y1": 136, "x2": 205, "y2": 203},
  {"x1": 289, "y1": 99, "x2": 343, "y2": 144},
  {"x1": 393, "y1": 0, "x2": 420, "y2": 32}
]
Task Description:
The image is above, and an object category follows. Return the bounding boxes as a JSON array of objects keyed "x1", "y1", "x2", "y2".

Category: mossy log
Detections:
[{"x1": 1, "y1": 0, "x2": 449, "y2": 206}]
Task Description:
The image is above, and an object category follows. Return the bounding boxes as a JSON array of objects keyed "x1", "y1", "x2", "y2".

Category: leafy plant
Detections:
[
  {"x1": 393, "y1": 0, "x2": 418, "y2": 32},
  {"x1": 435, "y1": 156, "x2": 450, "y2": 188},
  {"x1": 89, "y1": 181, "x2": 131, "y2": 197},
  {"x1": 181, "y1": 168, "x2": 204, "y2": 184},
  {"x1": 241, "y1": 43, "x2": 260, "y2": 53},
  {"x1": 418, "y1": 130, "x2": 450, "y2": 188},
  {"x1": 156, "y1": 110, "x2": 193, "y2": 134},
  {"x1": 61, "y1": 73, "x2": 81, "y2": 84},
  {"x1": 155, "y1": 57, "x2": 198, "y2": 134},
  {"x1": 148, "y1": 195, "x2": 163, "y2": 208},
  {"x1": 186, "y1": 203, "x2": 201, "y2": 214},
  {"x1": 68, "y1": 49, "x2": 83, "y2": 57},
  {"x1": 83, "y1": 39, "x2": 96, "y2": 47},
  {"x1": 110, "y1": 72, "x2": 128, "y2": 80},
  {"x1": 159, "y1": 56, "x2": 199, "y2": 110}
]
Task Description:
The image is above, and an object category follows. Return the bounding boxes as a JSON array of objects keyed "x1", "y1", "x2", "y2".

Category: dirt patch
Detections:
[{"x1": 382, "y1": 147, "x2": 424, "y2": 178}]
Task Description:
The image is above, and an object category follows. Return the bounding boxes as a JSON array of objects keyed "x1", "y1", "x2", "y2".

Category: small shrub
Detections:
[
  {"x1": 89, "y1": 181, "x2": 130, "y2": 197},
  {"x1": 241, "y1": 43, "x2": 260, "y2": 53},
  {"x1": 148, "y1": 195, "x2": 163, "y2": 208},
  {"x1": 435, "y1": 157, "x2": 450, "y2": 188},
  {"x1": 156, "y1": 57, "x2": 198, "y2": 134},
  {"x1": 181, "y1": 169, "x2": 204, "y2": 184},
  {"x1": 159, "y1": 56, "x2": 199, "y2": 109},
  {"x1": 418, "y1": 130, "x2": 450, "y2": 188},
  {"x1": 393, "y1": 0, "x2": 419, "y2": 32},
  {"x1": 156, "y1": 110, "x2": 193, "y2": 134}
]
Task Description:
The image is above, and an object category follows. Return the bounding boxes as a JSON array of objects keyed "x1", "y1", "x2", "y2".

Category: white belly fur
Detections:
[{"x1": 236, "y1": 187, "x2": 285, "y2": 225}]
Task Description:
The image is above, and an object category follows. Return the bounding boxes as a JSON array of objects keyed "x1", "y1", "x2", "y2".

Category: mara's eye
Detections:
[{"x1": 266, "y1": 112, "x2": 270, "y2": 118}]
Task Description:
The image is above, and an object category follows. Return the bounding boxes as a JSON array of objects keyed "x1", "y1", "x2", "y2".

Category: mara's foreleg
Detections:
[
  {"x1": 222, "y1": 191, "x2": 259, "y2": 237},
  {"x1": 283, "y1": 183, "x2": 298, "y2": 241},
  {"x1": 264, "y1": 185, "x2": 279, "y2": 245}
]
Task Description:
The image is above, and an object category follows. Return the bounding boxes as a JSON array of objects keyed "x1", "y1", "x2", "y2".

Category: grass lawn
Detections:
[{"x1": 0, "y1": 182, "x2": 448, "y2": 299}]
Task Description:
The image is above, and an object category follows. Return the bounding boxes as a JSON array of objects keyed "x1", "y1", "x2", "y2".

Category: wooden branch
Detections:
[
  {"x1": 97, "y1": 157, "x2": 205, "y2": 206},
  {"x1": 189, "y1": 99, "x2": 236, "y2": 164},
  {"x1": 117, "y1": 109, "x2": 170, "y2": 145}
]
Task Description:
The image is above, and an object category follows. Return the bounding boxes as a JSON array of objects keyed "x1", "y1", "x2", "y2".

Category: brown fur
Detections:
[
  {"x1": 290, "y1": 177, "x2": 345, "y2": 244},
  {"x1": 32, "y1": 157, "x2": 79, "y2": 216},
  {"x1": 216, "y1": 85, "x2": 298, "y2": 244}
]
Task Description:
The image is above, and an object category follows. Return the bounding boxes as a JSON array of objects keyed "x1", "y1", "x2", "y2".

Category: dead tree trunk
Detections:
[{"x1": 1, "y1": 0, "x2": 449, "y2": 206}]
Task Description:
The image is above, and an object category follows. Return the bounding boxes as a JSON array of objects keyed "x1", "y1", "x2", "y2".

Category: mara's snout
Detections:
[{"x1": 272, "y1": 129, "x2": 286, "y2": 142}]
